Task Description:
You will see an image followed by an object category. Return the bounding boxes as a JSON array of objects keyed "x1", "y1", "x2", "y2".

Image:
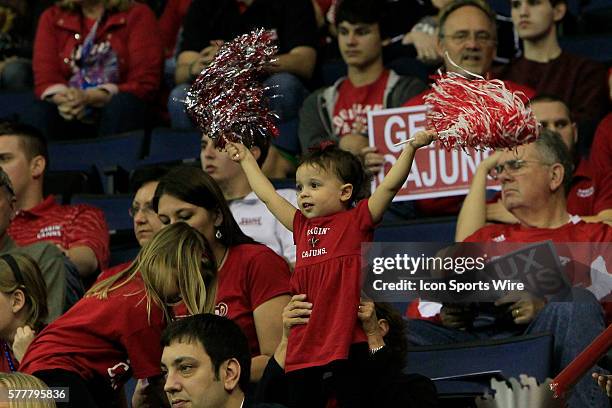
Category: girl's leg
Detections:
[
  {"x1": 333, "y1": 344, "x2": 371, "y2": 408},
  {"x1": 286, "y1": 366, "x2": 330, "y2": 408}
]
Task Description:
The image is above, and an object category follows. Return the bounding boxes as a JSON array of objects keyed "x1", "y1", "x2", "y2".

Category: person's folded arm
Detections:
[
  {"x1": 33, "y1": 9, "x2": 68, "y2": 99},
  {"x1": 117, "y1": 5, "x2": 163, "y2": 101},
  {"x1": 267, "y1": 46, "x2": 317, "y2": 80}
]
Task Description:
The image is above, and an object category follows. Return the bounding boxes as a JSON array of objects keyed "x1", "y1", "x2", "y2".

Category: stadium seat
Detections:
[
  {"x1": 0, "y1": 91, "x2": 35, "y2": 122},
  {"x1": 559, "y1": 35, "x2": 612, "y2": 62},
  {"x1": 70, "y1": 194, "x2": 139, "y2": 268},
  {"x1": 139, "y1": 127, "x2": 201, "y2": 166},
  {"x1": 44, "y1": 170, "x2": 104, "y2": 204},
  {"x1": 70, "y1": 194, "x2": 133, "y2": 233},
  {"x1": 48, "y1": 131, "x2": 146, "y2": 193},
  {"x1": 374, "y1": 217, "x2": 457, "y2": 242},
  {"x1": 405, "y1": 333, "x2": 554, "y2": 399},
  {"x1": 108, "y1": 235, "x2": 140, "y2": 269}
]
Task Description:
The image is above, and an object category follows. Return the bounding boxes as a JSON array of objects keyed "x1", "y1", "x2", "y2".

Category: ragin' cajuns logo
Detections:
[
  {"x1": 107, "y1": 360, "x2": 131, "y2": 389},
  {"x1": 215, "y1": 302, "x2": 228, "y2": 317}
]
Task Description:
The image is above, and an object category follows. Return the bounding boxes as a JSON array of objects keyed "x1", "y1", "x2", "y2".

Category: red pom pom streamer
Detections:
[
  {"x1": 185, "y1": 28, "x2": 279, "y2": 149},
  {"x1": 424, "y1": 70, "x2": 539, "y2": 151}
]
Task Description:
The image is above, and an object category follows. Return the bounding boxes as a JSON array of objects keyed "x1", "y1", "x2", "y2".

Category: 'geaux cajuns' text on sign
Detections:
[{"x1": 367, "y1": 106, "x2": 500, "y2": 201}]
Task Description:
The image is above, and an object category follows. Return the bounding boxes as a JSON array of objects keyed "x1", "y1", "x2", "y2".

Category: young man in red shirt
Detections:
[
  {"x1": 298, "y1": 0, "x2": 427, "y2": 157},
  {"x1": 0, "y1": 122, "x2": 109, "y2": 279}
]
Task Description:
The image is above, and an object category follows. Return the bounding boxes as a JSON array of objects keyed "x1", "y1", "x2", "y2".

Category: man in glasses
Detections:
[
  {"x1": 455, "y1": 95, "x2": 612, "y2": 242},
  {"x1": 363, "y1": 0, "x2": 535, "y2": 217},
  {"x1": 409, "y1": 129, "x2": 612, "y2": 408},
  {"x1": 496, "y1": 0, "x2": 608, "y2": 125}
]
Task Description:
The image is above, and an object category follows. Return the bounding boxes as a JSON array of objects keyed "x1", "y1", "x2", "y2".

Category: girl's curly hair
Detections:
[{"x1": 298, "y1": 142, "x2": 371, "y2": 206}]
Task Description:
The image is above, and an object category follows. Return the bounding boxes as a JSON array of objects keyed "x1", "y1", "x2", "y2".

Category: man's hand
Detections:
[
  {"x1": 339, "y1": 133, "x2": 368, "y2": 156},
  {"x1": 486, "y1": 200, "x2": 519, "y2": 224},
  {"x1": 593, "y1": 372, "x2": 612, "y2": 397},
  {"x1": 282, "y1": 294, "x2": 312, "y2": 340},
  {"x1": 495, "y1": 292, "x2": 546, "y2": 325},
  {"x1": 440, "y1": 303, "x2": 474, "y2": 330},
  {"x1": 132, "y1": 377, "x2": 170, "y2": 408},
  {"x1": 12, "y1": 325, "x2": 35, "y2": 362},
  {"x1": 402, "y1": 31, "x2": 440, "y2": 64},
  {"x1": 360, "y1": 146, "x2": 385, "y2": 175},
  {"x1": 190, "y1": 40, "x2": 224, "y2": 78},
  {"x1": 357, "y1": 299, "x2": 379, "y2": 337},
  {"x1": 56, "y1": 244, "x2": 99, "y2": 278},
  {"x1": 479, "y1": 151, "x2": 502, "y2": 173}
]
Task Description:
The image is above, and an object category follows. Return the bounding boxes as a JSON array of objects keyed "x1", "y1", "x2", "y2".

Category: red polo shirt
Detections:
[
  {"x1": 8, "y1": 196, "x2": 110, "y2": 269},
  {"x1": 567, "y1": 159, "x2": 596, "y2": 216}
]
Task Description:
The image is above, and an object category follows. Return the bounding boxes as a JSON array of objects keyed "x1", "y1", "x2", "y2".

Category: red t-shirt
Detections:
[
  {"x1": 286, "y1": 200, "x2": 374, "y2": 372},
  {"x1": 332, "y1": 70, "x2": 390, "y2": 137},
  {"x1": 96, "y1": 261, "x2": 132, "y2": 283},
  {"x1": 567, "y1": 159, "x2": 597, "y2": 216},
  {"x1": 401, "y1": 80, "x2": 535, "y2": 216},
  {"x1": 104, "y1": 244, "x2": 291, "y2": 358},
  {"x1": 159, "y1": 0, "x2": 193, "y2": 57},
  {"x1": 19, "y1": 277, "x2": 166, "y2": 389},
  {"x1": 213, "y1": 243, "x2": 291, "y2": 356},
  {"x1": 590, "y1": 113, "x2": 612, "y2": 215},
  {"x1": 464, "y1": 217, "x2": 612, "y2": 243},
  {"x1": 8, "y1": 196, "x2": 110, "y2": 269}
]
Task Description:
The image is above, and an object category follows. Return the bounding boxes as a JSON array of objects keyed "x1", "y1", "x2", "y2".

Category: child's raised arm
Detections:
[
  {"x1": 368, "y1": 130, "x2": 436, "y2": 224},
  {"x1": 227, "y1": 142, "x2": 297, "y2": 231}
]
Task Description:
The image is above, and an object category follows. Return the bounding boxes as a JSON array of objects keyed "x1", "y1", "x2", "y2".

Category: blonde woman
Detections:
[
  {"x1": 0, "y1": 372, "x2": 57, "y2": 408},
  {"x1": 28, "y1": 0, "x2": 162, "y2": 140},
  {"x1": 0, "y1": 254, "x2": 48, "y2": 373},
  {"x1": 19, "y1": 223, "x2": 216, "y2": 408},
  {"x1": 154, "y1": 166, "x2": 291, "y2": 382}
]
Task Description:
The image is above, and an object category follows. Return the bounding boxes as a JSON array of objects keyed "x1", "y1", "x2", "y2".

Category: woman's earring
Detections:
[{"x1": 215, "y1": 229, "x2": 222, "y2": 240}]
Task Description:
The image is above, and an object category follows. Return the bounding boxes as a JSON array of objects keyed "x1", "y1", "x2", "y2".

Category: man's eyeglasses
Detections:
[
  {"x1": 488, "y1": 159, "x2": 551, "y2": 180},
  {"x1": 128, "y1": 204, "x2": 156, "y2": 218},
  {"x1": 441, "y1": 31, "x2": 496, "y2": 46}
]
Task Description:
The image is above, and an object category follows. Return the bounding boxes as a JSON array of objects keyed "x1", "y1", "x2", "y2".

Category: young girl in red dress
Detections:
[
  {"x1": 18, "y1": 222, "x2": 217, "y2": 408},
  {"x1": 228, "y1": 130, "x2": 435, "y2": 407}
]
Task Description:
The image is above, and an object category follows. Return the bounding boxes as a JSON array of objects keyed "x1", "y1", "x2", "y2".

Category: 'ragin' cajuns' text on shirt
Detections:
[{"x1": 301, "y1": 227, "x2": 331, "y2": 258}]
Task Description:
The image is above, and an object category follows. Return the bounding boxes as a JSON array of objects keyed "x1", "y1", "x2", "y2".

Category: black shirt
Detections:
[{"x1": 180, "y1": 0, "x2": 318, "y2": 55}]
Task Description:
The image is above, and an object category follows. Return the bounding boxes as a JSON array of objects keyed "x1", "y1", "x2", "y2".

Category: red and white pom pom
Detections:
[
  {"x1": 185, "y1": 29, "x2": 279, "y2": 149},
  {"x1": 424, "y1": 72, "x2": 539, "y2": 151}
]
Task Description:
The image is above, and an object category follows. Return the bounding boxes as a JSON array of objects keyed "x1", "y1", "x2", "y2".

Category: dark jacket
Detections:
[{"x1": 298, "y1": 70, "x2": 427, "y2": 152}]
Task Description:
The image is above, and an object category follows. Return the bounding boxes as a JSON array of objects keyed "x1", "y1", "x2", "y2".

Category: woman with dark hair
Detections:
[
  {"x1": 0, "y1": 253, "x2": 48, "y2": 373},
  {"x1": 26, "y1": 0, "x2": 162, "y2": 139},
  {"x1": 258, "y1": 296, "x2": 439, "y2": 408},
  {"x1": 153, "y1": 165, "x2": 292, "y2": 382}
]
